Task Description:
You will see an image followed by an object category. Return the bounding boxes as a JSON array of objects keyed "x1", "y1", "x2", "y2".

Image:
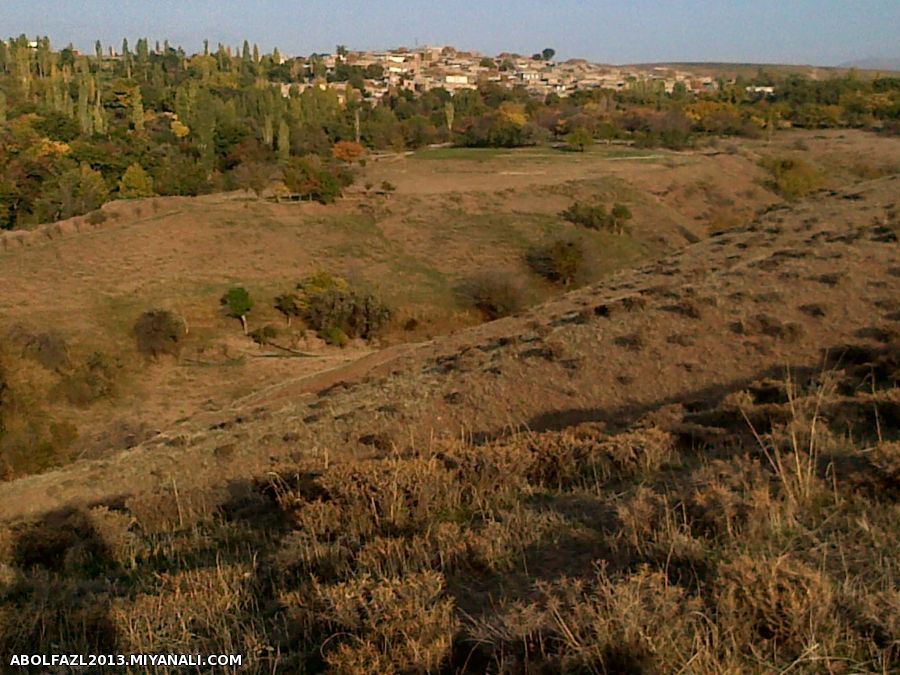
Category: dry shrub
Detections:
[
  {"x1": 133, "y1": 309, "x2": 185, "y2": 360},
  {"x1": 456, "y1": 273, "x2": 524, "y2": 320},
  {"x1": 53, "y1": 351, "x2": 119, "y2": 407},
  {"x1": 466, "y1": 507, "x2": 569, "y2": 573},
  {"x1": 290, "y1": 571, "x2": 456, "y2": 674},
  {"x1": 435, "y1": 440, "x2": 531, "y2": 512},
  {"x1": 126, "y1": 485, "x2": 225, "y2": 533},
  {"x1": 113, "y1": 561, "x2": 261, "y2": 658},
  {"x1": 21, "y1": 331, "x2": 71, "y2": 372},
  {"x1": 613, "y1": 486, "x2": 710, "y2": 589},
  {"x1": 353, "y1": 523, "x2": 469, "y2": 578},
  {"x1": 308, "y1": 458, "x2": 463, "y2": 538},
  {"x1": 526, "y1": 237, "x2": 586, "y2": 285},
  {"x1": 0, "y1": 573, "x2": 118, "y2": 654},
  {"x1": 733, "y1": 313, "x2": 804, "y2": 342},
  {"x1": 759, "y1": 156, "x2": 824, "y2": 201},
  {"x1": 470, "y1": 567, "x2": 707, "y2": 673},
  {"x1": 686, "y1": 456, "x2": 776, "y2": 541},
  {"x1": 842, "y1": 585, "x2": 900, "y2": 656},
  {"x1": 868, "y1": 441, "x2": 900, "y2": 493},
  {"x1": 529, "y1": 426, "x2": 677, "y2": 489},
  {"x1": 85, "y1": 210, "x2": 108, "y2": 225},
  {"x1": 715, "y1": 554, "x2": 835, "y2": 657},
  {"x1": 85, "y1": 506, "x2": 144, "y2": 569},
  {"x1": 274, "y1": 530, "x2": 353, "y2": 581}
]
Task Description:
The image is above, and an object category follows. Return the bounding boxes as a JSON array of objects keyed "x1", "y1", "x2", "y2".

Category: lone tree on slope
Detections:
[{"x1": 221, "y1": 286, "x2": 254, "y2": 335}]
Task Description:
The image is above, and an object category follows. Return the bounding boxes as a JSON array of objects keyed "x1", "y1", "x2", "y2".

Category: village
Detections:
[{"x1": 279, "y1": 44, "x2": 730, "y2": 102}]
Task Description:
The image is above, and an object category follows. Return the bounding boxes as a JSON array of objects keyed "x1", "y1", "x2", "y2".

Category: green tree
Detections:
[
  {"x1": 118, "y1": 163, "x2": 155, "y2": 199},
  {"x1": 277, "y1": 118, "x2": 291, "y2": 161},
  {"x1": 131, "y1": 86, "x2": 144, "y2": 130},
  {"x1": 542, "y1": 48, "x2": 556, "y2": 61},
  {"x1": 221, "y1": 286, "x2": 253, "y2": 334},
  {"x1": 609, "y1": 203, "x2": 633, "y2": 233},
  {"x1": 274, "y1": 293, "x2": 302, "y2": 326},
  {"x1": 566, "y1": 127, "x2": 593, "y2": 152},
  {"x1": 42, "y1": 164, "x2": 109, "y2": 220}
]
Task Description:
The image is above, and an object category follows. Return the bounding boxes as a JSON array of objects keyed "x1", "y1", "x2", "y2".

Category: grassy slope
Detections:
[
  {"x1": 0, "y1": 137, "x2": 789, "y2": 477},
  {"x1": 0, "y1": 159, "x2": 897, "y2": 671}
]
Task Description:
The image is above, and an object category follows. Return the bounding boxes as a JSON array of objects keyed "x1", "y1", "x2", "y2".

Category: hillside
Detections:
[
  {"x1": 0, "y1": 168, "x2": 897, "y2": 520},
  {"x1": 0, "y1": 163, "x2": 897, "y2": 671},
  {"x1": 0, "y1": 128, "x2": 898, "y2": 671},
  {"x1": 1, "y1": 129, "x2": 897, "y2": 484}
]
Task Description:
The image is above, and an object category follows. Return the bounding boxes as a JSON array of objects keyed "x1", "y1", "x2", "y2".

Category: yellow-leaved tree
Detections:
[{"x1": 118, "y1": 163, "x2": 155, "y2": 199}]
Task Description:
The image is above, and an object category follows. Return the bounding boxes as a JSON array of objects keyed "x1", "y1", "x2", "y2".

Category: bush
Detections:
[
  {"x1": 294, "y1": 273, "x2": 390, "y2": 343},
  {"x1": 566, "y1": 127, "x2": 594, "y2": 152},
  {"x1": 759, "y1": 156, "x2": 824, "y2": 200},
  {"x1": 85, "y1": 210, "x2": 108, "y2": 225},
  {"x1": 526, "y1": 237, "x2": 585, "y2": 285},
  {"x1": 249, "y1": 325, "x2": 279, "y2": 346},
  {"x1": 561, "y1": 201, "x2": 632, "y2": 233},
  {"x1": 22, "y1": 332, "x2": 71, "y2": 373},
  {"x1": 305, "y1": 288, "x2": 391, "y2": 342},
  {"x1": 274, "y1": 293, "x2": 302, "y2": 326},
  {"x1": 456, "y1": 273, "x2": 524, "y2": 320},
  {"x1": 53, "y1": 352, "x2": 117, "y2": 407},
  {"x1": 133, "y1": 310, "x2": 184, "y2": 359},
  {"x1": 319, "y1": 325, "x2": 349, "y2": 348}
]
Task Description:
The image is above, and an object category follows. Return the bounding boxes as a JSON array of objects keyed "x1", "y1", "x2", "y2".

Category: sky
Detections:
[{"x1": 0, "y1": 0, "x2": 897, "y2": 66}]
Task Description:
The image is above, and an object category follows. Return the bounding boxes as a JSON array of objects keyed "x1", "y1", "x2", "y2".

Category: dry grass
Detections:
[{"x1": 0, "y1": 342, "x2": 898, "y2": 673}]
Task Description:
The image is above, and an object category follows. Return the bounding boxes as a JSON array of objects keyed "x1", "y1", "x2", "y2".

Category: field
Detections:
[{"x1": 0, "y1": 128, "x2": 898, "y2": 672}]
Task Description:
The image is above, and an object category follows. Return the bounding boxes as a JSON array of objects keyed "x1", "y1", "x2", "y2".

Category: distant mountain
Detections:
[{"x1": 838, "y1": 57, "x2": 900, "y2": 72}]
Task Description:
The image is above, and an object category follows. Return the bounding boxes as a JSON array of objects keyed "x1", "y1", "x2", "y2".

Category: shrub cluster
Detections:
[
  {"x1": 282, "y1": 156, "x2": 353, "y2": 204},
  {"x1": 759, "y1": 156, "x2": 824, "y2": 200},
  {"x1": 561, "y1": 201, "x2": 632, "y2": 233},
  {"x1": 292, "y1": 272, "x2": 391, "y2": 345}
]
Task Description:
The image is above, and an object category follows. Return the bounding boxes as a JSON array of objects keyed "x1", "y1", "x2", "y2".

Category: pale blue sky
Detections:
[{"x1": 1, "y1": 0, "x2": 897, "y2": 66}]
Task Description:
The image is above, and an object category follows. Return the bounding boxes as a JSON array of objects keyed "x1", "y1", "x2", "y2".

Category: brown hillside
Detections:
[{"x1": 0, "y1": 170, "x2": 896, "y2": 522}]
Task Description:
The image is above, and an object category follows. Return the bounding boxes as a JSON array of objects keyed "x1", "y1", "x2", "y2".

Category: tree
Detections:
[
  {"x1": 44, "y1": 164, "x2": 109, "y2": 220},
  {"x1": 609, "y1": 203, "x2": 633, "y2": 233},
  {"x1": 131, "y1": 86, "x2": 144, "y2": 130},
  {"x1": 566, "y1": 127, "x2": 593, "y2": 152},
  {"x1": 118, "y1": 163, "x2": 154, "y2": 199},
  {"x1": 233, "y1": 161, "x2": 273, "y2": 198},
  {"x1": 331, "y1": 140, "x2": 365, "y2": 163},
  {"x1": 526, "y1": 238, "x2": 585, "y2": 285},
  {"x1": 542, "y1": 48, "x2": 556, "y2": 62},
  {"x1": 274, "y1": 293, "x2": 302, "y2": 326},
  {"x1": 221, "y1": 286, "x2": 253, "y2": 334},
  {"x1": 277, "y1": 118, "x2": 291, "y2": 161},
  {"x1": 444, "y1": 101, "x2": 455, "y2": 133},
  {"x1": 282, "y1": 157, "x2": 343, "y2": 204},
  {"x1": 133, "y1": 310, "x2": 185, "y2": 359}
]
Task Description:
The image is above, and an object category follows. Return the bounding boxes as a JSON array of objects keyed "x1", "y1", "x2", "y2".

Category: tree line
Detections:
[{"x1": 1, "y1": 34, "x2": 898, "y2": 229}]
